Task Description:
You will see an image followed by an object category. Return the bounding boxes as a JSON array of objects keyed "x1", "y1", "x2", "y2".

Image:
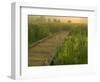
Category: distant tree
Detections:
[
  {"x1": 53, "y1": 19, "x2": 57, "y2": 22},
  {"x1": 67, "y1": 20, "x2": 72, "y2": 23},
  {"x1": 48, "y1": 18, "x2": 51, "y2": 22}
]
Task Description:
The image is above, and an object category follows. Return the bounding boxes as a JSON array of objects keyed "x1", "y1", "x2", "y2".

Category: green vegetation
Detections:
[
  {"x1": 28, "y1": 22, "x2": 68, "y2": 46},
  {"x1": 51, "y1": 24, "x2": 88, "y2": 65},
  {"x1": 28, "y1": 16, "x2": 88, "y2": 65}
]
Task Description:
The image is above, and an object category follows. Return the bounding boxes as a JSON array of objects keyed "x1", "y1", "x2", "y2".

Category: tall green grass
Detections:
[
  {"x1": 28, "y1": 17, "x2": 88, "y2": 65},
  {"x1": 28, "y1": 22, "x2": 69, "y2": 46},
  {"x1": 51, "y1": 24, "x2": 88, "y2": 65}
]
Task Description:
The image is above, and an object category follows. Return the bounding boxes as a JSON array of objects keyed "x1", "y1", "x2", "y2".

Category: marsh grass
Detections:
[
  {"x1": 51, "y1": 24, "x2": 88, "y2": 65},
  {"x1": 28, "y1": 19, "x2": 88, "y2": 65}
]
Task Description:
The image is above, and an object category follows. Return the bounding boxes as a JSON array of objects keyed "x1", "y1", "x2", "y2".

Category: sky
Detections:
[{"x1": 28, "y1": 15, "x2": 88, "y2": 24}]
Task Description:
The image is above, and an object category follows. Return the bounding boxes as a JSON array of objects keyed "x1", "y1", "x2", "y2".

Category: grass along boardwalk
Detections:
[{"x1": 28, "y1": 31, "x2": 68, "y2": 66}]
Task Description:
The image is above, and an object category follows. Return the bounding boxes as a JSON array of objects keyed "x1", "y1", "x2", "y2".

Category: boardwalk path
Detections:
[{"x1": 28, "y1": 31, "x2": 68, "y2": 66}]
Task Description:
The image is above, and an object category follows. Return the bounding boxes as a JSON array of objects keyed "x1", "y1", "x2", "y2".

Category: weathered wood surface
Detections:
[{"x1": 28, "y1": 31, "x2": 68, "y2": 66}]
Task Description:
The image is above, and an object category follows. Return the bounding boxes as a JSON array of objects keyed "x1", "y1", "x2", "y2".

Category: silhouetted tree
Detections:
[
  {"x1": 53, "y1": 19, "x2": 57, "y2": 22},
  {"x1": 48, "y1": 18, "x2": 51, "y2": 22},
  {"x1": 67, "y1": 20, "x2": 72, "y2": 23}
]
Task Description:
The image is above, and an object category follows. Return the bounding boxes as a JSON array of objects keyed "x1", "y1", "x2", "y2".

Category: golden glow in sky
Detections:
[
  {"x1": 45, "y1": 16, "x2": 88, "y2": 24},
  {"x1": 28, "y1": 15, "x2": 88, "y2": 24}
]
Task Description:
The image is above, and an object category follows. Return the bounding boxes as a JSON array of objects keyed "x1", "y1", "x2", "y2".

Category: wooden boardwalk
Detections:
[{"x1": 28, "y1": 31, "x2": 68, "y2": 66}]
